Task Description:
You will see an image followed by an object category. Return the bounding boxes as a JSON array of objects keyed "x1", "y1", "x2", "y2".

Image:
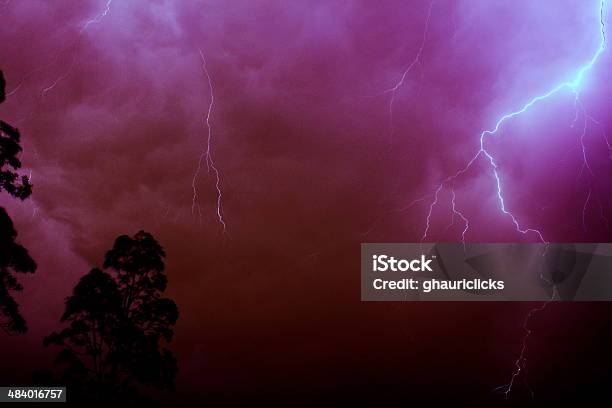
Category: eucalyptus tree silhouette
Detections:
[
  {"x1": 0, "y1": 208, "x2": 36, "y2": 334},
  {"x1": 0, "y1": 69, "x2": 36, "y2": 335},
  {"x1": 0, "y1": 71, "x2": 32, "y2": 199},
  {"x1": 44, "y1": 231, "x2": 179, "y2": 403}
]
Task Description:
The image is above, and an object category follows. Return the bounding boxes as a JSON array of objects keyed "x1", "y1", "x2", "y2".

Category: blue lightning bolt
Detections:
[
  {"x1": 392, "y1": 0, "x2": 608, "y2": 400},
  {"x1": 192, "y1": 49, "x2": 227, "y2": 233},
  {"x1": 465, "y1": 1, "x2": 607, "y2": 399},
  {"x1": 420, "y1": 0, "x2": 607, "y2": 244}
]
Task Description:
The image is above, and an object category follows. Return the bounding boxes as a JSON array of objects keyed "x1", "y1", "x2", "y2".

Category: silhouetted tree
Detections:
[
  {"x1": 0, "y1": 71, "x2": 32, "y2": 200},
  {"x1": 0, "y1": 208, "x2": 36, "y2": 334},
  {"x1": 0, "y1": 70, "x2": 5, "y2": 104},
  {"x1": 44, "y1": 231, "x2": 179, "y2": 403},
  {"x1": 0, "y1": 70, "x2": 35, "y2": 335}
]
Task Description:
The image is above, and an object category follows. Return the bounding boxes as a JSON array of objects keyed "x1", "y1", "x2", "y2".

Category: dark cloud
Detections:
[{"x1": 0, "y1": 0, "x2": 611, "y2": 402}]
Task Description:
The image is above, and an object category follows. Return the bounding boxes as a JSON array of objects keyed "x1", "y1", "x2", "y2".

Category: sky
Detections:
[{"x1": 0, "y1": 0, "x2": 611, "y2": 404}]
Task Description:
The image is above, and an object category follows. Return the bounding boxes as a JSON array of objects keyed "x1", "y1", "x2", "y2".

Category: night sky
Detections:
[{"x1": 1, "y1": 0, "x2": 612, "y2": 404}]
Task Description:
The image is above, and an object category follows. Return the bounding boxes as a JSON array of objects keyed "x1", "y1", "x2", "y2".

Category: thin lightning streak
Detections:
[
  {"x1": 384, "y1": 0, "x2": 434, "y2": 141},
  {"x1": 385, "y1": 1, "x2": 434, "y2": 97},
  {"x1": 11, "y1": 0, "x2": 114, "y2": 222},
  {"x1": 362, "y1": 0, "x2": 434, "y2": 233},
  {"x1": 8, "y1": 1, "x2": 112, "y2": 98},
  {"x1": 41, "y1": 57, "x2": 79, "y2": 97},
  {"x1": 496, "y1": 2, "x2": 607, "y2": 399},
  {"x1": 6, "y1": 63, "x2": 51, "y2": 97},
  {"x1": 420, "y1": 0, "x2": 607, "y2": 244},
  {"x1": 192, "y1": 49, "x2": 227, "y2": 233},
  {"x1": 450, "y1": 189, "x2": 469, "y2": 244},
  {"x1": 398, "y1": 1, "x2": 608, "y2": 400},
  {"x1": 41, "y1": 0, "x2": 113, "y2": 96},
  {"x1": 421, "y1": 183, "x2": 443, "y2": 241},
  {"x1": 361, "y1": 193, "x2": 435, "y2": 237},
  {"x1": 79, "y1": 0, "x2": 112, "y2": 34},
  {"x1": 583, "y1": 186, "x2": 592, "y2": 232},
  {"x1": 576, "y1": 101, "x2": 596, "y2": 231},
  {"x1": 600, "y1": 201, "x2": 611, "y2": 231},
  {"x1": 584, "y1": 120, "x2": 612, "y2": 227},
  {"x1": 572, "y1": 80, "x2": 610, "y2": 232},
  {"x1": 576, "y1": 99, "x2": 595, "y2": 177},
  {"x1": 397, "y1": 193, "x2": 434, "y2": 213},
  {"x1": 604, "y1": 129, "x2": 612, "y2": 160},
  {"x1": 588, "y1": 114, "x2": 612, "y2": 161},
  {"x1": 496, "y1": 301, "x2": 551, "y2": 399},
  {"x1": 26, "y1": 169, "x2": 39, "y2": 218}
]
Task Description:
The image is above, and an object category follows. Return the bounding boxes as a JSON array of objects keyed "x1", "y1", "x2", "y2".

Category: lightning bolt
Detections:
[
  {"x1": 79, "y1": 0, "x2": 112, "y2": 35},
  {"x1": 18, "y1": 169, "x2": 39, "y2": 218},
  {"x1": 41, "y1": 0, "x2": 113, "y2": 96},
  {"x1": 573, "y1": 96, "x2": 611, "y2": 233},
  {"x1": 6, "y1": 62, "x2": 55, "y2": 98},
  {"x1": 418, "y1": 0, "x2": 607, "y2": 245},
  {"x1": 5, "y1": 0, "x2": 112, "y2": 98},
  {"x1": 494, "y1": 300, "x2": 551, "y2": 399},
  {"x1": 5, "y1": 0, "x2": 113, "y2": 129},
  {"x1": 3, "y1": 1, "x2": 115, "y2": 228},
  {"x1": 449, "y1": 189, "x2": 469, "y2": 247},
  {"x1": 446, "y1": 1, "x2": 610, "y2": 399},
  {"x1": 191, "y1": 49, "x2": 227, "y2": 233},
  {"x1": 383, "y1": 0, "x2": 434, "y2": 143},
  {"x1": 385, "y1": 0, "x2": 608, "y2": 400}
]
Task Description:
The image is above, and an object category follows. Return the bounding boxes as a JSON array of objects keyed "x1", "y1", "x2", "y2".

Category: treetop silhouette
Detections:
[
  {"x1": 44, "y1": 231, "x2": 179, "y2": 401},
  {"x1": 0, "y1": 69, "x2": 36, "y2": 335},
  {"x1": 0, "y1": 70, "x2": 5, "y2": 103},
  {"x1": 0, "y1": 70, "x2": 32, "y2": 200},
  {"x1": 0, "y1": 208, "x2": 36, "y2": 334}
]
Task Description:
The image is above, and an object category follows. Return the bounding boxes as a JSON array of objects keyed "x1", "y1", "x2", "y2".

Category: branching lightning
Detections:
[
  {"x1": 3, "y1": 1, "x2": 114, "y2": 227},
  {"x1": 192, "y1": 49, "x2": 227, "y2": 233},
  {"x1": 497, "y1": 1, "x2": 605, "y2": 399},
  {"x1": 5, "y1": 1, "x2": 112, "y2": 101},
  {"x1": 411, "y1": 1, "x2": 610, "y2": 399},
  {"x1": 416, "y1": 0, "x2": 607, "y2": 245},
  {"x1": 384, "y1": 0, "x2": 608, "y2": 400}
]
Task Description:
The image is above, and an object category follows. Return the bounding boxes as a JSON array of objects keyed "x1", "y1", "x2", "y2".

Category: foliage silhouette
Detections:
[
  {"x1": 0, "y1": 69, "x2": 4, "y2": 103},
  {"x1": 44, "y1": 231, "x2": 179, "y2": 403},
  {"x1": 0, "y1": 69, "x2": 36, "y2": 335},
  {"x1": 0, "y1": 71, "x2": 32, "y2": 200},
  {"x1": 0, "y1": 208, "x2": 36, "y2": 334}
]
